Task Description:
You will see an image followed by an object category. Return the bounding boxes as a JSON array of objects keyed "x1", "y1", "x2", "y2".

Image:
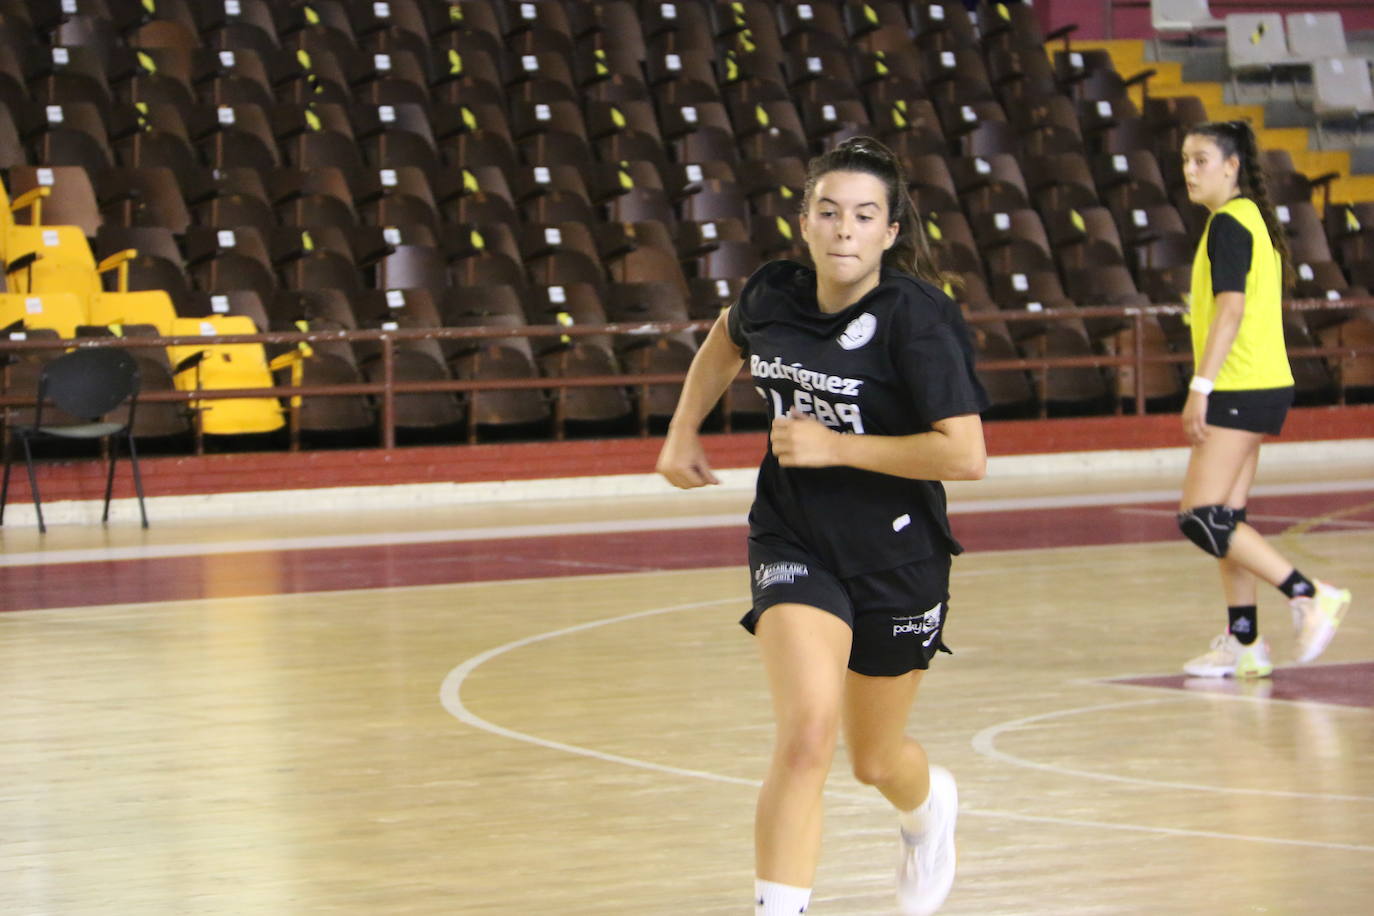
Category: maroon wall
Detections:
[{"x1": 1037, "y1": 0, "x2": 1374, "y2": 42}]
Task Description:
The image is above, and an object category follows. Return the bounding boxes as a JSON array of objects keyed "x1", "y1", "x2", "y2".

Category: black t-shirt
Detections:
[
  {"x1": 727, "y1": 260, "x2": 989, "y2": 578},
  {"x1": 1207, "y1": 211, "x2": 1252, "y2": 294}
]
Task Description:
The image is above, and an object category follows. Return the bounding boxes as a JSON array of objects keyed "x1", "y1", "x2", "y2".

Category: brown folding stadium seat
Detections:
[
  {"x1": 587, "y1": 99, "x2": 668, "y2": 169},
  {"x1": 1282, "y1": 313, "x2": 1336, "y2": 405},
  {"x1": 439, "y1": 165, "x2": 518, "y2": 226},
  {"x1": 186, "y1": 166, "x2": 278, "y2": 237},
  {"x1": 95, "y1": 166, "x2": 192, "y2": 233},
  {"x1": 199, "y1": 0, "x2": 282, "y2": 57},
  {"x1": 433, "y1": 100, "x2": 518, "y2": 169},
  {"x1": 599, "y1": 220, "x2": 691, "y2": 296},
  {"x1": 1062, "y1": 263, "x2": 1142, "y2": 339},
  {"x1": 446, "y1": 223, "x2": 527, "y2": 289},
  {"x1": 1024, "y1": 324, "x2": 1114, "y2": 416},
  {"x1": 509, "y1": 164, "x2": 598, "y2": 226},
  {"x1": 350, "y1": 165, "x2": 442, "y2": 236},
  {"x1": 660, "y1": 100, "x2": 739, "y2": 164},
  {"x1": 109, "y1": 45, "x2": 197, "y2": 117},
  {"x1": 1317, "y1": 314, "x2": 1374, "y2": 398},
  {"x1": 519, "y1": 222, "x2": 609, "y2": 294},
  {"x1": 280, "y1": 0, "x2": 359, "y2": 61},
  {"x1": 352, "y1": 301, "x2": 466, "y2": 436},
  {"x1": 592, "y1": 161, "x2": 677, "y2": 228},
  {"x1": 26, "y1": 100, "x2": 113, "y2": 172},
  {"x1": 1016, "y1": 96, "x2": 1087, "y2": 157},
  {"x1": 342, "y1": 0, "x2": 431, "y2": 53},
  {"x1": 1277, "y1": 201, "x2": 1335, "y2": 266},
  {"x1": 509, "y1": 99, "x2": 596, "y2": 168},
  {"x1": 190, "y1": 102, "x2": 281, "y2": 171},
  {"x1": 269, "y1": 166, "x2": 359, "y2": 228},
  {"x1": 1023, "y1": 152, "x2": 1100, "y2": 214},
  {"x1": 568, "y1": 2, "x2": 647, "y2": 71},
  {"x1": 111, "y1": 102, "x2": 201, "y2": 190},
  {"x1": 987, "y1": 46, "x2": 1061, "y2": 110},
  {"x1": 641, "y1": 1, "x2": 718, "y2": 55},
  {"x1": 925, "y1": 209, "x2": 986, "y2": 280},
  {"x1": 504, "y1": 49, "x2": 580, "y2": 106},
  {"x1": 8, "y1": 165, "x2": 104, "y2": 237},
  {"x1": 184, "y1": 225, "x2": 279, "y2": 305},
  {"x1": 272, "y1": 225, "x2": 368, "y2": 293},
  {"x1": 800, "y1": 99, "x2": 876, "y2": 148},
  {"x1": 93, "y1": 225, "x2": 192, "y2": 303},
  {"x1": 443, "y1": 305, "x2": 552, "y2": 435},
  {"x1": 951, "y1": 153, "x2": 1032, "y2": 217},
  {"x1": 26, "y1": 43, "x2": 112, "y2": 107},
  {"x1": 1099, "y1": 316, "x2": 1186, "y2": 410},
  {"x1": 783, "y1": 47, "x2": 861, "y2": 103},
  {"x1": 179, "y1": 289, "x2": 273, "y2": 332},
  {"x1": 911, "y1": 1, "x2": 979, "y2": 53}
]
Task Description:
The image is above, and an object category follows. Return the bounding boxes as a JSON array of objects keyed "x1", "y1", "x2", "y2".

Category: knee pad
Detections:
[{"x1": 1177, "y1": 504, "x2": 1238, "y2": 557}]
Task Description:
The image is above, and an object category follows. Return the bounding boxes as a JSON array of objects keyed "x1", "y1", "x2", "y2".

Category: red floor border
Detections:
[{"x1": 6, "y1": 404, "x2": 1372, "y2": 504}]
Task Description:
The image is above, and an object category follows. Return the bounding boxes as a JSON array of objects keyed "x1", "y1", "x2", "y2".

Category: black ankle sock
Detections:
[
  {"x1": 1227, "y1": 605, "x2": 1259, "y2": 645},
  {"x1": 1279, "y1": 570, "x2": 1315, "y2": 600}
]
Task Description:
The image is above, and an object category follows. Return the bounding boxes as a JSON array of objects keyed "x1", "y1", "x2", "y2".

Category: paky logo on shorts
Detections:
[
  {"x1": 892, "y1": 602, "x2": 943, "y2": 646},
  {"x1": 754, "y1": 561, "x2": 809, "y2": 589}
]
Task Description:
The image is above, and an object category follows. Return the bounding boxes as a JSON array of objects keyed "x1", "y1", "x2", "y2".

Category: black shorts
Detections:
[
  {"x1": 741, "y1": 534, "x2": 953, "y2": 677},
  {"x1": 1206, "y1": 386, "x2": 1294, "y2": 435}
]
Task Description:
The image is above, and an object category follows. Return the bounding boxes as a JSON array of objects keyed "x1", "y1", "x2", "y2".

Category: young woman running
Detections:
[
  {"x1": 1177, "y1": 120, "x2": 1352, "y2": 679},
  {"x1": 656, "y1": 137, "x2": 987, "y2": 915}
]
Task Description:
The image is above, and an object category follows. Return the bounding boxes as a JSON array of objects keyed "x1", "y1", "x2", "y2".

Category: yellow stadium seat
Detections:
[
  {"x1": 4, "y1": 224, "x2": 99, "y2": 298},
  {"x1": 0, "y1": 179, "x2": 51, "y2": 261},
  {"x1": 0, "y1": 292, "x2": 87, "y2": 339},
  {"x1": 88, "y1": 290, "x2": 177, "y2": 336},
  {"x1": 167, "y1": 315, "x2": 285, "y2": 436}
]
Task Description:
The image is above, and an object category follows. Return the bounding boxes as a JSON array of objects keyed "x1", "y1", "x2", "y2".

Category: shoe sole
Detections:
[
  {"x1": 1183, "y1": 665, "x2": 1274, "y2": 678},
  {"x1": 1297, "y1": 590, "x2": 1351, "y2": 663}
]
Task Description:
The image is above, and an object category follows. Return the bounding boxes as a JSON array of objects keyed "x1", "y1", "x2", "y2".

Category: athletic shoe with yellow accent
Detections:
[
  {"x1": 1183, "y1": 633, "x2": 1273, "y2": 678},
  {"x1": 1291, "y1": 581, "x2": 1352, "y2": 664},
  {"x1": 897, "y1": 765, "x2": 957, "y2": 916}
]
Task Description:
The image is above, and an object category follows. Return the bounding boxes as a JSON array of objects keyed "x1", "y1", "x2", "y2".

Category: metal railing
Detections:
[{"x1": 2, "y1": 297, "x2": 1371, "y2": 453}]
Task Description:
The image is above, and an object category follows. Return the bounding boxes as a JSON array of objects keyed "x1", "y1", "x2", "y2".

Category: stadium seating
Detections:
[{"x1": 0, "y1": 0, "x2": 1369, "y2": 456}]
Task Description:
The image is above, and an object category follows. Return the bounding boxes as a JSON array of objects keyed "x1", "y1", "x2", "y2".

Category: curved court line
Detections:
[
  {"x1": 440, "y1": 602, "x2": 1374, "y2": 853},
  {"x1": 971, "y1": 699, "x2": 1374, "y2": 805},
  {"x1": 439, "y1": 597, "x2": 762, "y2": 790}
]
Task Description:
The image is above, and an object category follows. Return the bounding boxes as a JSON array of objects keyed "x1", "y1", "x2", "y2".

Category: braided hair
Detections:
[
  {"x1": 798, "y1": 136, "x2": 950, "y2": 289},
  {"x1": 1183, "y1": 120, "x2": 1293, "y2": 290}
]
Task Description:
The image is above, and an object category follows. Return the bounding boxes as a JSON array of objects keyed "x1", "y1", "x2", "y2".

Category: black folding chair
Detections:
[{"x1": 1, "y1": 347, "x2": 148, "y2": 533}]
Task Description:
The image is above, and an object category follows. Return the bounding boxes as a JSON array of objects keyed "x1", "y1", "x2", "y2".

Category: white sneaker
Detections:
[
  {"x1": 897, "y1": 765, "x2": 957, "y2": 916},
  {"x1": 1291, "y1": 581, "x2": 1352, "y2": 664},
  {"x1": 1182, "y1": 633, "x2": 1273, "y2": 678}
]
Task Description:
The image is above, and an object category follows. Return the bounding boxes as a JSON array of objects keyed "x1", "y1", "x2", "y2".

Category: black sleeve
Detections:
[
  {"x1": 727, "y1": 261, "x2": 792, "y2": 353},
  {"x1": 898, "y1": 319, "x2": 988, "y2": 427},
  {"x1": 726, "y1": 295, "x2": 747, "y2": 352},
  {"x1": 1207, "y1": 212, "x2": 1252, "y2": 294}
]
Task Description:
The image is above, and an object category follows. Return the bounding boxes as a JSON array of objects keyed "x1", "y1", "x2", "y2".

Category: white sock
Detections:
[
  {"x1": 898, "y1": 778, "x2": 935, "y2": 836},
  {"x1": 754, "y1": 878, "x2": 811, "y2": 915}
]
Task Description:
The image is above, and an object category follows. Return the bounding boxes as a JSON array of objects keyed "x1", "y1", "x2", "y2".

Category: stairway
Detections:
[{"x1": 1059, "y1": 38, "x2": 1374, "y2": 207}]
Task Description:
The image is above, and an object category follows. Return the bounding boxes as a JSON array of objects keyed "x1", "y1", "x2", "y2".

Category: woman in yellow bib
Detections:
[{"x1": 1177, "y1": 121, "x2": 1351, "y2": 679}]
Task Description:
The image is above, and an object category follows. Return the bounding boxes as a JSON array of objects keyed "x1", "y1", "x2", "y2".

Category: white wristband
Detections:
[{"x1": 1189, "y1": 376, "x2": 1214, "y2": 395}]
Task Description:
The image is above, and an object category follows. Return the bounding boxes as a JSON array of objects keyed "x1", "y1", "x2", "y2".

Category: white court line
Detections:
[
  {"x1": 439, "y1": 601, "x2": 1374, "y2": 854},
  {"x1": 7, "y1": 478, "x2": 1373, "y2": 569},
  {"x1": 971, "y1": 698, "x2": 1374, "y2": 804},
  {"x1": 0, "y1": 514, "x2": 746, "y2": 568}
]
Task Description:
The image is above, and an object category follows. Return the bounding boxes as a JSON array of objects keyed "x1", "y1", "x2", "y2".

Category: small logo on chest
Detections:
[{"x1": 838, "y1": 312, "x2": 877, "y2": 350}]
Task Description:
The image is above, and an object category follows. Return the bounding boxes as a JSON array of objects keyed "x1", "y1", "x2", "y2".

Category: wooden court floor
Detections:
[{"x1": 1, "y1": 463, "x2": 1372, "y2": 914}]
